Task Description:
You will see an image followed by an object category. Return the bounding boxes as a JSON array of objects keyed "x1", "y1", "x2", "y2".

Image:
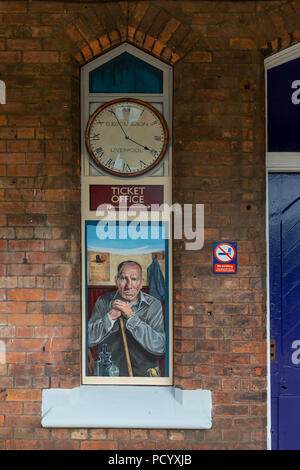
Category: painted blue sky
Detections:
[{"x1": 86, "y1": 222, "x2": 166, "y2": 254}]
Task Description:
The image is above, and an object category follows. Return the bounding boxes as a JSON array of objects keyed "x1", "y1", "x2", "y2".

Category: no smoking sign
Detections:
[{"x1": 213, "y1": 242, "x2": 237, "y2": 274}]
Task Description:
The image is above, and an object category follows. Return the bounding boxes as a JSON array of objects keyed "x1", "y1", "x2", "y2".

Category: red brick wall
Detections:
[{"x1": 0, "y1": 0, "x2": 298, "y2": 450}]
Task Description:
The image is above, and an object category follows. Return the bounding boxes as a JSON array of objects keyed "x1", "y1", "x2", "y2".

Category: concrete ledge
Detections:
[{"x1": 41, "y1": 385, "x2": 212, "y2": 429}]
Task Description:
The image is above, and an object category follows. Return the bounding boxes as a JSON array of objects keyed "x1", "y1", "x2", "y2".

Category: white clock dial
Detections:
[{"x1": 85, "y1": 99, "x2": 169, "y2": 177}]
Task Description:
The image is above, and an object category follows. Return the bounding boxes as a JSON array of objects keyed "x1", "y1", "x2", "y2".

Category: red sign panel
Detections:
[
  {"x1": 213, "y1": 242, "x2": 237, "y2": 274},
  {"x1": 214, "y1": 264, "x2": 236, "y2": 273},
  {"x1": 90, "y1": 185, "x2": 164, "y2": 211}
]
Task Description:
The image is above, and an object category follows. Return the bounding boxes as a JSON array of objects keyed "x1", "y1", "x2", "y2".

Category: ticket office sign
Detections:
[
  {"x1": 90, "y1": 184, "x2": 164, "y2": 210},
  {"x1": 213, "y1": 242, "x2": 237, "y2": 274}
]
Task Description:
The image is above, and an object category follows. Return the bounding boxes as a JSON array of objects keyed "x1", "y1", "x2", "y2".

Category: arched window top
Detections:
[
  {"x1": 0, "y1": 80, "x2": 5, "y2": 104},
  {"x1": 89, "y1": 52, "x2": 163, "y2": 94}
]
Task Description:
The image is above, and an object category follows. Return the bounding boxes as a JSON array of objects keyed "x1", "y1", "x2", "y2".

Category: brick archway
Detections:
[
  {"x1": 54, "y1": 1, "x2": 207, "y2": 66},
  {"x1": 247, "y1": 1, "x2": 300, "y2": 56}
]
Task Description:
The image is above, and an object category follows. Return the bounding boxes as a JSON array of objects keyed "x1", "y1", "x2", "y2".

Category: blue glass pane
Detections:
[
  {"x1": 268, "y1": 57, "x2": 300, "y2": 152},
  {"x1": 89, "y1": 52, "x2": 163, "y2": 93}
]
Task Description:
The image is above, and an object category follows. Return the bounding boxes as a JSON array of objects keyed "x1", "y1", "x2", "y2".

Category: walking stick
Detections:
[
  {"x1": 119, "y1": 316, "x2": 134, "y2": 377},
  {"x1": 88, "y1": 348, "x2": 94, "y2": 375}
]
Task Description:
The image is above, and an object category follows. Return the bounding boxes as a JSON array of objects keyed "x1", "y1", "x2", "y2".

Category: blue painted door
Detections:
[{"x1": 269, "y1": 173, "x2": 300, "y2": 450}]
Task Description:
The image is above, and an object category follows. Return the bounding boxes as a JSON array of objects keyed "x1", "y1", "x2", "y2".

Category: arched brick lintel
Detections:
[
  {"x1": 60, "y1": 6, "x2": 204, "y2": 67},
  {"x1": 261, "y1": 30, "x2": 300, "y2": 58},
  {"x1": 252, "y1": 2, "x2": 300, "y2": 58},
  {"x1": 69, "y1": 27, "x2": 182, "y2": 66}
]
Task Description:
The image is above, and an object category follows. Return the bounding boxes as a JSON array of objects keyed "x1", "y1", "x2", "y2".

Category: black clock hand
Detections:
[
  {"x1": 109, "y1": 110, "x2": 128, "y2": 138},
  {"x1": 125, "y1": 136, "x2": 156, "y2": 153},
  {"x1": 109, "y1": 110, "x2": 158, "y2": 154}
]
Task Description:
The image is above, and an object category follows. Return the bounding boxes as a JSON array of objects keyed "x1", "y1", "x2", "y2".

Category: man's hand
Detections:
[
  {"x1": 112, "y1": 299, "x2": 133, "y2": 319},
  {"x1": 108, "y1": 308, "x2": 121, "y2": 320}
]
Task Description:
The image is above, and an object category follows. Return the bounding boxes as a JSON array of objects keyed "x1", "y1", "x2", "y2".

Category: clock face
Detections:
[{"x1": 85, "y1": 98, "x2": 169, "y2": 177}]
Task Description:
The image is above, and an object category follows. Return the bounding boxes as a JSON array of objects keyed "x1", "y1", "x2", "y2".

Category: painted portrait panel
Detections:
[{"x1": 83, "y1": 220, "x2": 171, "y2": 385}]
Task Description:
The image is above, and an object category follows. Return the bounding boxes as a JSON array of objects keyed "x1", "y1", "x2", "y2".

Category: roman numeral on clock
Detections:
[
  {"x1": 90, "y1": 134, "x2": 101, "y2": 140},
  {"x1": 106, "y1": 158, "x2": 114, "y2": 168},
  {"x1": 94, "y1": 147, "x2": 104, "y2": 159},
  {"x1": 123, "y1": 163, "x2": 131, "y2": 172}
]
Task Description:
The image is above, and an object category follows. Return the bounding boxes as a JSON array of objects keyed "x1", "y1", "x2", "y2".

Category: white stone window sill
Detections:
[{"x1": 41, "y1": 385, "x2": 212, "y2": 429}]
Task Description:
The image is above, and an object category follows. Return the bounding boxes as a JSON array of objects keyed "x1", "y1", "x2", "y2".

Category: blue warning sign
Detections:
[{"x1": 213, "y1": 242, "x2": 237, "y2": 274}]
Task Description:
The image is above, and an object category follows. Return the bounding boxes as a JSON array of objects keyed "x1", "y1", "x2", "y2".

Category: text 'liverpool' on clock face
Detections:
[{"x1": 86, "y1": 99, "x2": 168, "y2": 177}]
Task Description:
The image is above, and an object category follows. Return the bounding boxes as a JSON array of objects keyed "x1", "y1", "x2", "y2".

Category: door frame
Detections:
[{"x1": 265, "y1": 42, "x2": 300, "y2": 449}]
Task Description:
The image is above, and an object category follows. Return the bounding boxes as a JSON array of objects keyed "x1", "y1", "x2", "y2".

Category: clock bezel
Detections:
[{"x1": 85, "y1": 97, "x2": 169, "y2": 177}]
